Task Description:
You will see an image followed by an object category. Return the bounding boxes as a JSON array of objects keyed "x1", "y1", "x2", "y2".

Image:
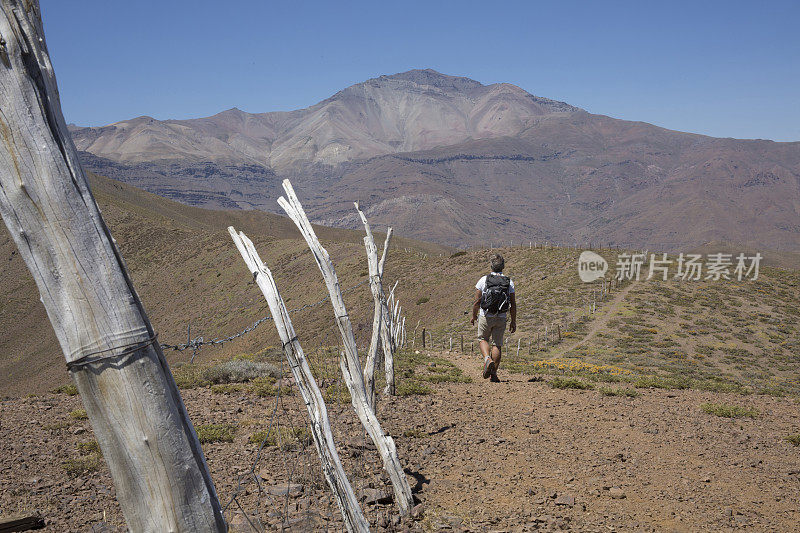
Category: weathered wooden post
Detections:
[
  {"x1": 356, "y1": 202, "x2": 382, "y2": 409},
  {"x1": 229, "y1": 228, "x2": 369, "y2": 532},
  {"x1": 0, "y1": 2, "x2": 225, "y2": 531},
  {"x1": 460, "y1": 334, "x2": 464, "y2": 354},
  {"x1": 378, "y1": 231, "x2": 396, "y2": 395},
  {"x1": 422, "y1": 328, "x2": 426, "y2": 348},
  {"x1": 278, "y1": 180, "x2": 414, "y2": 516}
]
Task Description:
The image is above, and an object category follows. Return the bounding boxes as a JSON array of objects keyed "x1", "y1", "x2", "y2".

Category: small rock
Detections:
[
  {"x1": 266, "y1": 483, "x2": 303, "y2": 497},
  {"x1": 554, "y1": 494, "x2": 575, "y2": 506},
  {"x1": 72, "y1": 427, "x2": 85, "y2": 435},
  {"x1": 360, "y1": 487, "x2": 392, "y2": 504},
  {"x1": 411, "y1": 503, "x2": 425, "y2": 519},
  {"x1": 609, "y1": 487, "x2": 626, "y2": 499}
]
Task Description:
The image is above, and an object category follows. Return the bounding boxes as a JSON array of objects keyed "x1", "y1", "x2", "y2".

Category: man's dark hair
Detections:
[{"x1": 490, "y1": 253, "x2": 505, "y2": 273}]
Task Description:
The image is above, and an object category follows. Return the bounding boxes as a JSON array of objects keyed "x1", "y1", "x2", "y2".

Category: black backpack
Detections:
[{"x1": 480, "y1": 273, "x2": 511, "y2": 313}]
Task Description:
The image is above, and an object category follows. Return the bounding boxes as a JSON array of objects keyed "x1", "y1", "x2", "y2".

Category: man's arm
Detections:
[
  {"x1": 471, "y1": 288, "x2": 481, "y2": 325},
  {"x1": 509, "y1": 293, "x2": 517, "y2": 332}
]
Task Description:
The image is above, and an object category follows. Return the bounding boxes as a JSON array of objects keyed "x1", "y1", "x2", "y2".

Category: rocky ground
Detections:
[{"x1": 2, "y1": 349, "x2": 800, "y2": 531}]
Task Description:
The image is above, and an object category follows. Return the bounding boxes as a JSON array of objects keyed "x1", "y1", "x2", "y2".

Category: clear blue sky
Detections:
[{"x1": 41, "y1": 0, "x2": 799, "y2": 141}]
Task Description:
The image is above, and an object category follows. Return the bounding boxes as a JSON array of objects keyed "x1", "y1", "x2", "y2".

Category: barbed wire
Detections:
[{"x1": 160, "y1": 278, "x2": 370, "y2": 358}]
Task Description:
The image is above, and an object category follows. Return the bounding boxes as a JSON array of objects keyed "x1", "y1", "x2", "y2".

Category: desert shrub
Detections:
[
  {"x1": 203, "y1": 359, "x2": 281, "y2": 384},
  {"x1": 450, "y1": 251, "x2": 467, "y2": 258},
  {"x1": 786, "y1": 434, "x2": 800, "y2": 446},
  {"x1": 210, "y1": 383, "x2": 245, "y2": 395},
  {"x1": 77, "y1": 440, "x2": 101, "y2": 455},
  {"x1": 634, "y1": 375, "x2": 691, "y2": 390},
  {"x1": 396, "y1": 381, "x2": 432, "y2": 396},
  {"x1": 323, "y1": 384, "x2": 351, "y2": 404},
  {"x1": 69, "y1": 409, "x2": 88, "y2": 420},
  {"x1": 550, "y1": 377, "x2": 593, "y2": 390},
  {"x1": 250, "y1": 377, "x2": 290, "y2": 397},
  {"x1": 700, "y1": 403, "x2": 758, "y2": 418},
  {"x1": 416, "y1": 297, "x2": 429, "y2": 305},
  {"x1": 196, "y1": 423, "x2": 236, "y2": 443},
  {"x1": 597, "y1": 386, "x2": 639, "y2": 397},
  {"x1": 249, "y1": 426, "x2": 311, "y2": 448},
  {"x1": 63, "y1": 455, "x2": 102, "y2": 476},
  {"x1": 53, "y1": 384, "x2": 78, "y2": 396},
  {"x1": 171, "y1": 363, "x2": 207, "y2": 389},
  {"x1": 402, "y1": 428, "x2": 427, "y2": 438}
]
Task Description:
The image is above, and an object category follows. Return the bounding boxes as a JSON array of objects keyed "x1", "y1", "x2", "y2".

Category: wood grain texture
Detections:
[
  {"x1": 228, "y1": 227, "x2": 369, "y2": 532},
  {"x1": 355, "y1": 201, "x2": 386, "y2": 410},
  {"x1": 0, "y1": 2, "x2": 224, "y2": 531},
  {"x1": 278, "y1": 180, "x2": 414, "y2": 516}
]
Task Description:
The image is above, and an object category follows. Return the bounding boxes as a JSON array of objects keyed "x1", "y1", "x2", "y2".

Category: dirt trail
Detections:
[
  {"x1": 3, "y1": 353, "x2": 799, "y2": 531},
  {"x1": 393, "y1": 349, "x2": 800, "y2": 531}
]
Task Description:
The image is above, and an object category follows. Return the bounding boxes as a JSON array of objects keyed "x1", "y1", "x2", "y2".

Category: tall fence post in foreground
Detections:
[
  {"x1": 0, "y1": 2, "x2": 225, "y2": 530},
  {"x1": 228, "y1": 228, "x2": 369, "y2": 532},
  {"x1": 278, "y1": 180, "x2": 414, "y2": 516}
]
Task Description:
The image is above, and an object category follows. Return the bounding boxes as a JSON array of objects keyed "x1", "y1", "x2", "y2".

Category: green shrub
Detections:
[
  {"x1": 450, "y1": 251, "x2": 467, "y2": 258},
  {"x1": 323, "y1": 384, "x2": 351, "y2": 404},
  {"x1": 250, "y1": 377, "x2": 290, "y2": 397},
  {"x1": 210, "y1": 383, "x2": 245, "y2": 395},
  {"x1": 196, "y1": 423, "x2": 236, "y2": 443},
  {"x1": 700, "y1": 403, "x2": 758, "y2": 418},
  {"x1": 53, "y1": 384, "x2": 78, "y2": 396},
  {"x1": 63, "y1": 455, "x2": 102, "y2": 477},
  {"x1": 416, "y1": 297, "x2": 429, "y2": 305},
  {"x1": 77, "y1": 440, "x2": 101, "y2": 455},
  {"x1": 402, "y1": 428, "x2": 428, "y2": 438},
  {"x1": 786, "y1": 434, "x2": 800, "y2": 446},
  {"x1": 69, "y1": 409, "x2": 88, "y2": 420},
  {"x1": 249, "y1": 426, "x2": 311, "y2": 448},
  {"x1": 551, "y1": 377, "x2": 593, "y2": 390},
  {"x1": 597, "y1": 386, "x2": 639, "y2": 397},
  {"x1": 396, "y1": 381, "x2": 432, "y2": 396},
  {"x1": 171, "y1": 363, "x2": 207, "y2": 389}
]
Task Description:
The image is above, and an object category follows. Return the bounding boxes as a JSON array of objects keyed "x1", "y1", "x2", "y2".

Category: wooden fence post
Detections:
[
  {"x1": 354, "y1": 202, "x2": 392, "y2": 409},
  {"x1": 0, "y1": 3, "x2": 225, "y2": 530},
  {"x1": 422, "y1": 328, "x2": 426, "y2": 348},
  {"x1": 229, "y1": 228, "x2": 369, "y2": 532},
  {"x1": 277, "y1": 180, "x2": 414, "y2": 515}
]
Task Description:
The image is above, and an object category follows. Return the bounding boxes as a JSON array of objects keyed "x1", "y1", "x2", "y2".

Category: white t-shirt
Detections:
[{"x1": 476, "y1": 272, "x2": 515, "y2": 317}]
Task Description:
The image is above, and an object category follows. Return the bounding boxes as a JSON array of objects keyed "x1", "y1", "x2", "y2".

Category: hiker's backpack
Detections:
[{"x1": 480, "y1": 274, "x2": 511, "y2": 314}]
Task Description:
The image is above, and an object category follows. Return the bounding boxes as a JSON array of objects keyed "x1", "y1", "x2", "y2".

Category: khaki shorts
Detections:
[{"x1": 477, "y1": 314, "x2": 507, "y2": 347}]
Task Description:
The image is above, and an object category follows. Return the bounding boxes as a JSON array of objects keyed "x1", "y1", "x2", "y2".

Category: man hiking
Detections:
[{"x1": 471, "y1": 253, "x2": 516, "y2": 382}]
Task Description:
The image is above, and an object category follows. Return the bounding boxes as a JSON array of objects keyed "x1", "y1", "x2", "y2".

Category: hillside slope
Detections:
[
  {"x1": 2, "y1": 171, "x2": 798, "y2": 398},
  {"x1": 0, "y1": 173, "x2": 449, "y2": 397}
]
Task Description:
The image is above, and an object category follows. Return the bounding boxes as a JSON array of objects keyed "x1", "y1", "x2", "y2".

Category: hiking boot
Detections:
[
  {"x1": 482, "y1": 357, "x2": 495, "y2": 379},
  {"x1": 490, "y1": 373, "x2": 501, "y2": 383}
]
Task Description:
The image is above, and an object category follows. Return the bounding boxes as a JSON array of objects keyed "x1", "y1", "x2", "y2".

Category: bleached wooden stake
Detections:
[
  {"x1": 376, "y1": 227, "x2": 396, "y2": 395},
  {"x1": 278, "y1": 180, "x2": 414, "y2": 516},
  {"x1": 355, "y1": 201, "x2": 389, "y2": 410},
  {"x1": 0, "y1": 3, "x2": 225, "y2": 531},
  {"x1": 228, "y1": 228, "x2": 369, "y2": 532}
]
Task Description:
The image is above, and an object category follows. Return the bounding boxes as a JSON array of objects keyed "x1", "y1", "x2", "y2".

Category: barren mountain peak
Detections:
[{"x1": 371, "y1": 68, "x2": 485, "y2": 90}]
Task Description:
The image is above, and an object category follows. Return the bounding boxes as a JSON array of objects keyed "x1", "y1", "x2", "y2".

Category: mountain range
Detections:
[{"x1": 70, "y1": 69, "x2": 800, "y2": 252}]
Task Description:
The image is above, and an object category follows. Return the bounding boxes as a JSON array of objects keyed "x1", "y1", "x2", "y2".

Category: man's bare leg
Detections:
[
  {"x1": 491, "y1": 345, "x2": 501, "y2": 368},
  {"x1": 479, "y1": 339, "x2": 491, "y2": 359}
]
